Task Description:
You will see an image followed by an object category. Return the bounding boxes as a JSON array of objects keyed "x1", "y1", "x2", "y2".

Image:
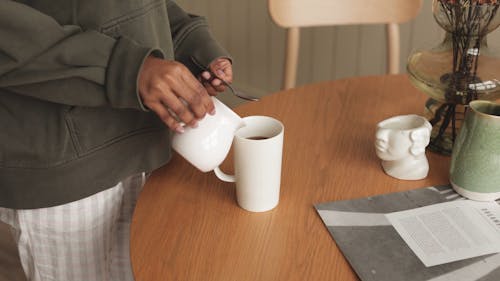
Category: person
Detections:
[
  {"x1": 375, "y1": 115, "x2": 432, "y2": 180},
  {"x1": 0, "y1": 0, "x2": 232, "y2": 280}
]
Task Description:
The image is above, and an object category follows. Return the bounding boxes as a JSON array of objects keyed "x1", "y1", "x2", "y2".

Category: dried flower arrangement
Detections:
[{"x1": 429, "y1": 0, "x2": 499, "y2": 152}]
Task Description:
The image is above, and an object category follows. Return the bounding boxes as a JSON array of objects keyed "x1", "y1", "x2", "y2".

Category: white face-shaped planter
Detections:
[{"x1": 375, "y1": 115, "x2": 432, "y2": 180}]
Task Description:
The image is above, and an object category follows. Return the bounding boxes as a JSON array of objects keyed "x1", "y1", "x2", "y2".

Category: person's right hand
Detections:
[{"x1": 138, "y1": 56, "x2": 215, "y2": 133}]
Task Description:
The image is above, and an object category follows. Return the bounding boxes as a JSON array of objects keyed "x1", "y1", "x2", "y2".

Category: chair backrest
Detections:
[{"x1": 268, "y1": 0, "x2": 423, "y2": 89}]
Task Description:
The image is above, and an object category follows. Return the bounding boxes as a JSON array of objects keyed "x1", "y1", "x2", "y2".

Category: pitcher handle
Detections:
[{"x1": 214, "y1": 166, "x2": 236, "y2": 182}]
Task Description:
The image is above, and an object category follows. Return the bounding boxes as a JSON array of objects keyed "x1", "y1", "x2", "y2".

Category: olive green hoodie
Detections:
[{"x1": 0, "y1": 0, "x2": 230, "y2": 209}]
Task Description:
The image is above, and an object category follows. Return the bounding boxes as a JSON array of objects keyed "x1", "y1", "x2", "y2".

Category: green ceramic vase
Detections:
[{"x1": 450, "y1": 100, "x2": 500, "y2": 201}]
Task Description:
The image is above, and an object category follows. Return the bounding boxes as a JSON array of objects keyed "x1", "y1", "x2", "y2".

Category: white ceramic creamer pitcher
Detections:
[{"x1": 171, "y1": 97, "x2": 245, "y2": 172}]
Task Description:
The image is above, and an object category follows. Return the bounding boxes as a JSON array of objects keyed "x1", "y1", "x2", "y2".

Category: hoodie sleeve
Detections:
[
  {"x1": 0, "y1": 0, "x2": 164, "y2": 110},
  {"x1": 166, "y1": 1, "x2": 231, "y2": 76}
]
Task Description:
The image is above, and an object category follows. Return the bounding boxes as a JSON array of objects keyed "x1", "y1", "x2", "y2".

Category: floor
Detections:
[{"x1": 0, "y1": 222, "x2": 26, "y2": 281}]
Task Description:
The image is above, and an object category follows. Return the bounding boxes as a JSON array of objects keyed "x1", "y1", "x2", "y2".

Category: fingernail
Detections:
[
  {"x1": 175, "y1": 125, "x2": 185, "y2": 133},
  {"x1": 202, "y1": 71, "x2": 211, "y2": 80},
  {"x1": 191, "y1": 121, "x2": 199, "y2": 128},
  {"x1": 210, "y1": 108, "x2": 216, "y2": 115},
  {"x1": 217, "y1": 70, "x2": 225, "y2": 77},
  {"x1": 212, "y1": 79, "x2": 221, "y2": 86}
]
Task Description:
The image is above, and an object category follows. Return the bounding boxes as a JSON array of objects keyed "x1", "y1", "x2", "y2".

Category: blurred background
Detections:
[{"x1": 177, "y1": 0, "x2": 500, "y2": 103}]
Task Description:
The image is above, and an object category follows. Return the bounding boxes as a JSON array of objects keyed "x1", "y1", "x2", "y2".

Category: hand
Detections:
[
  {"x1": 200, "y1": 58, "x2": 233, "y2": 96},
  {"x1": 138, "y1": 56, "x2": 215, "y2": 133}
]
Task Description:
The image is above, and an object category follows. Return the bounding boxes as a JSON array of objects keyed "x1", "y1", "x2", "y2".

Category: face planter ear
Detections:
[{"x1": 410, "y1": 127, "x2": 431, "y2": 156}]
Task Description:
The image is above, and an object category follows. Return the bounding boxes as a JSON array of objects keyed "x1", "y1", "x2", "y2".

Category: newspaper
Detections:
[
  {"x1": 386, "y1": 200, "x2": 500, "y2": 267},
  {"x1": 315, "y1": 185, "x2": 500, "y2": 281}
]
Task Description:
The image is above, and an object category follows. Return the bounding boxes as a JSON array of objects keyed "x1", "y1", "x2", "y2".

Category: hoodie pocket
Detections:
[
  {"x1": 65, "y1": 106, "x2": 164, "y2": 156},
  {"x1": 0, "y1": 94, "x2": 77, "y2": 168}
]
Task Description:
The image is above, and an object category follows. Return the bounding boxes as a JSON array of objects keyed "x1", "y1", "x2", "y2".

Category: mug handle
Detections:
[{"x1": 214, "y1": 166, "x2": 236, "y2": 182}]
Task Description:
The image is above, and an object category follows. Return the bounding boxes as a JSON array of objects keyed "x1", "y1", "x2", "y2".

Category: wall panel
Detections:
[{"x1": 174, "y1": 0, "x2": 491, "y2": 98}]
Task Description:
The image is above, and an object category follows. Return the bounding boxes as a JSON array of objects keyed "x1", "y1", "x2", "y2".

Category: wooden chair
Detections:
[{"x1": 268, "y1": 0, "x2": 423, "y2": 89}]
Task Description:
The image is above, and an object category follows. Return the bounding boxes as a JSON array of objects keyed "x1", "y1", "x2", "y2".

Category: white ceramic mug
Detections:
[
  {"x1": 171, "y1": 97, "x2": 245, "y2": 172},
  {"x1": 214, "y1": 116, "x2": 284, "y2": 212}
]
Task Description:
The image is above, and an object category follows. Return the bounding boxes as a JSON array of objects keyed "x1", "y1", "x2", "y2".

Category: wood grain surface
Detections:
[{"x1": 131, "y1": 75, "x2": 450, "y2": 281}]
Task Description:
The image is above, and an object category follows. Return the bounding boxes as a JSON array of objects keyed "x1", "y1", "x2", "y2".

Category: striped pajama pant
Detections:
[{"x1": 0, "y1": 173, "x2": 146, "y2": 281}]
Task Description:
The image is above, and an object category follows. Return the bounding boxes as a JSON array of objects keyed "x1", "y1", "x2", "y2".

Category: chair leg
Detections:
[
  {"x1": 386, "y1": 23, "x2": 400, "y2": 75},
  {"x1": 283, "y1": 27, "x2": 300, "y2": 89}
]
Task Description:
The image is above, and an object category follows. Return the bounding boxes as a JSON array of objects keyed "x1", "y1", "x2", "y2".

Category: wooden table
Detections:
[{"x1": 130, "y1": 75, "x2": 451, "y2": 281}]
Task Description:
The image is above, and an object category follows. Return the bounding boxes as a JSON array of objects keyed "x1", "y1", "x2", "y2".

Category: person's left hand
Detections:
[{"x1": 200, "y1": 58, "x2": 233, "y2": 96}]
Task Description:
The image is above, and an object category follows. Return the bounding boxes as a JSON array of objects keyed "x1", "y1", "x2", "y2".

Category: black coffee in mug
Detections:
[{"x1": 247, "y1": 136, "x2": 269, "y2": 140}]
